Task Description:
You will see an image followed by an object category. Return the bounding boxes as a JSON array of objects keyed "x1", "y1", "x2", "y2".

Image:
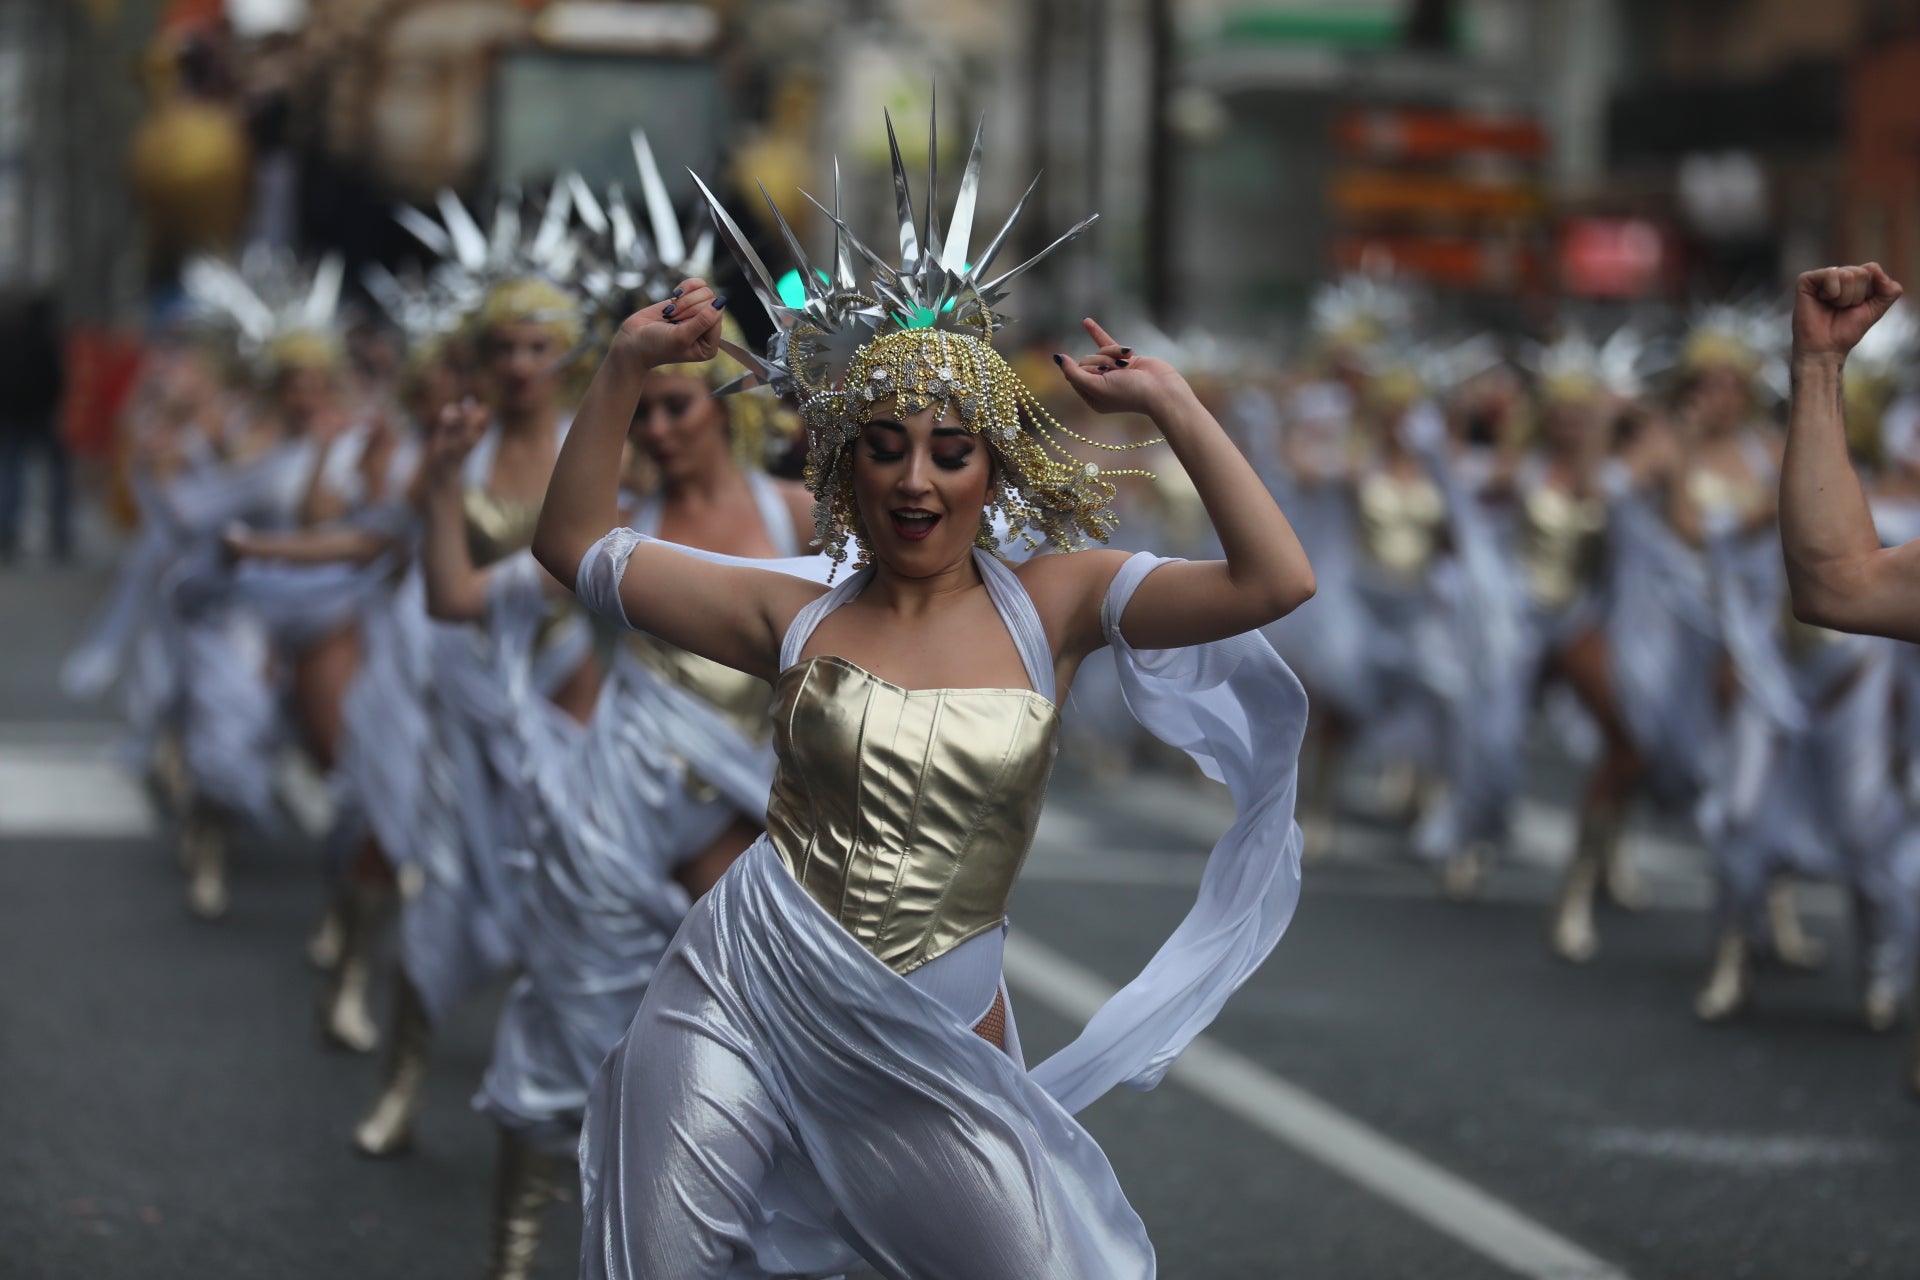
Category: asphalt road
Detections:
[{"x1": 4, "y1": 559, "x2": 1917, "y2": 1280}]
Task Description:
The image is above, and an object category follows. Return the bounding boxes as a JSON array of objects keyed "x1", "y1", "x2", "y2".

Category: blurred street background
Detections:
[{"x1": 7, "y1": 2, "x2": 1920, "y2": 1278}]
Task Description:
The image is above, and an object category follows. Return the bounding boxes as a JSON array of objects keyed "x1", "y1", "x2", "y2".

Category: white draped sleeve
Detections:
[
  {"x1": 1029, "y1": 551, "x2": 1308, "y2": 1114},
  {"x1": 573, "y1": 526, "x2": 843, "y2": 631}
]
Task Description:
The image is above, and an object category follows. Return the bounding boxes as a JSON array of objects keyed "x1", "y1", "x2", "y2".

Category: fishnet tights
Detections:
[{"x1": 971, "y1": 988, "x2": 1008, "y2": 1049}]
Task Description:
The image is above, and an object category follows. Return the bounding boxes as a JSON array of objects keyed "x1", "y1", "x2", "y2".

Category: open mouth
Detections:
[{"x1": 889, "y1": 508, "x2": 941, "y2": 541}]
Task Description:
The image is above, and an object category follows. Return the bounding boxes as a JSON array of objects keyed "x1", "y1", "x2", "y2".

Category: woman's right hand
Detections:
[
  {"x1": 425, "y1": 396, "x2": 488, "y2": 485},
  {"x1": 612, "y1": 278, "x2": 728, "y2": 373}
]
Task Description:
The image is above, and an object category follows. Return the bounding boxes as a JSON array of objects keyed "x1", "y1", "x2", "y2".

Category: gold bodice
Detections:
[
  {"x1": 1684, "y1": 466, "x2": 1763, "y2": 522},
  {"x1": 623, "y1": 629, "x2": 775, "y2": 744},
  {"x1": 1357, "y1": 471, "x2": 1446, "y2": 578},
  {"x1": 765, "y1": 656, "x2": 1059, "y2": 976},
  {"x1": 1518, "y1": 483, "x2": 1606, "y2": 610},
  {"x1": 465, "y1": 486, "x2": 578, "y2": 653},
  {"x1": 464, "y1": 487, "x2": 544, "y2": 568}
]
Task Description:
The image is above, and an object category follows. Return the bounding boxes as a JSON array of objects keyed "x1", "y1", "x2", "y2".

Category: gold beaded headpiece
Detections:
[{"x1": 691, "y1": 99, "x2": 1153, "y2": 568}]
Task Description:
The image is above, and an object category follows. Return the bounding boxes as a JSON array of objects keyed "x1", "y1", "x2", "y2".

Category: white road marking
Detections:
[
  {"x1": 1004, "y1": 933, "x2": 1635, "y2": 1280},
  {"x1": 0, "y1": 737, "x2": 155, "y2": 838},
  {"x1": 1582, "y1": 1126, "x2": 1890, "y2": 1170}
]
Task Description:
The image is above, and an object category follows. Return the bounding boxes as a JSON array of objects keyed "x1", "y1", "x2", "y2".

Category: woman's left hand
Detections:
[{"x1": 1055, "y1": 318, "x2": 1194, "y2": 420}]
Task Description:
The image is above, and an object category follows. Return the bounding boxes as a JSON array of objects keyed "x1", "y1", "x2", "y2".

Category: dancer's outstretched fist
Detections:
[{"x1": 1794, "y1": 263, "x2": 1903, "y2": 358}]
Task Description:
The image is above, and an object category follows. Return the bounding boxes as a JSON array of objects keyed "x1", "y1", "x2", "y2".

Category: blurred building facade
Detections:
[{"x1": 25, "y1": 0, "x2": 1920, "y2": 333}]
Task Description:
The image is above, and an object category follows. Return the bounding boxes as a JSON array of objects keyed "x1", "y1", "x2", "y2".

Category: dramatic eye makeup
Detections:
[
  {"x1": 931, "y1": 427, "x2": 975, "y2": 471},
  {"x1": 863, "y1": 419, "x2": 906, "y2": 461}
]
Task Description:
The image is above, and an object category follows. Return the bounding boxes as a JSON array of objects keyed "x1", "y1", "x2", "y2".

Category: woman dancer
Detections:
[
  {"x1": 1592, "y1": 312, "x2": 1829, "y2": 1011},
  {"x1": 352, "y1": 270, "x2": 600, "y2": 1156},
  {"x1": 1488, "y1": 336, "x2": 1659, "y2": 955},
  {"x1": 538, "y1": 118, "x2": 1315, "y2": 1275},
  {"x1": 427, "y1": 314, "x2": 812, "y2": 1276},
  {"x1": 222, "y1": 325, "x2": 452, "y2": 1048}
]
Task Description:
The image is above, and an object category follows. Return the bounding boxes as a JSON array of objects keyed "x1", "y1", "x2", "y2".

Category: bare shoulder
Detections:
[
  {"x1": 1013, "y1": 546, "x2": 1129, "y2": 589},
  {"x1": 1013, "y1": 548, "x2": 1132, "y2": 639}
]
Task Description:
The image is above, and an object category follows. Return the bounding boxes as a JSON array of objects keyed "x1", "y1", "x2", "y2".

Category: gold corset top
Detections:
[
  {"x1": 464, "y1": 487, "x2": 544, "y2": 568},
  {"x1": 465, "y1": 486, "x2": 579, "y2": 652},
  {"x1": 1357, "y1": 471, "x2": 1446, "y2": 579},
  {"x1": 765, "y1": 655, "x2": 1060, "y2": 976},
  {"x1": 1684, "y1": 467, "x2": 1762, "y2": 521},
  {"x1": 624, "y1": 629, "x2": 775, "y2": 744},
  {"x1": 1519, "y1": 483, "x2": 1606, "y2": 610}
]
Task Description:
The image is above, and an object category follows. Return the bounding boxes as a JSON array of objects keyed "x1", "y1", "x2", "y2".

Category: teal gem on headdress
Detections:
[
  {"x1": 776, "y1": 268, "x2": 831, "y2": 310},
  {"x1": 896, "y1": 263, "x2": 974, "y2": 329}
]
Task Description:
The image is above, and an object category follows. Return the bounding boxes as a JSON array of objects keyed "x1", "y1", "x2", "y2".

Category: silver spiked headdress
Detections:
[
  {"x1": 571, "y1": 130, "x2": 794, "y2": 467},
  {"x1": 570, "y1": 131, "x2": 715, "y2": 327},
  {"x1": 393, "y1": 177, "x2": 585, "y2": 336},
  {"x1": 687, "y1": 99, "x2": 1155, "y2": 569},
  {"x1": 1309, "y1": 273, "x2": 1417, "y2": 351},
  {"x1": 690, "y1": 96, "x2": 1099, "y2": 407},
  {"x1": 1678, "y1": 298, "x2": 1789, "y2": 401},
  {"x1": 1530, "y1": 325, "x2": 1649, "y2": 403},
  {"x1": 181, "y1": 246, "x2": 347, "y2": 377}
]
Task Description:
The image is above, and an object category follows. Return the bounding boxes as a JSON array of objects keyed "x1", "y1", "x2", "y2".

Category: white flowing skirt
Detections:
[{"x1": 580, "y1": 840, "x2": 1152, "y2": 1280}]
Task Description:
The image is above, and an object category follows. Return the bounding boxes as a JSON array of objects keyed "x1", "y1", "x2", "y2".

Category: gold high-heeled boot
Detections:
[
  {"x1": 1600, "y1": 836, "x2": 1645, "y2": 911},
  {"x1": 1441, "y1": 842, "x2": 1491, "y2": 901},
  {"x1": 1767, "y1": 879, "x2": 1826, "y2": 971},
  {"x1": 1551, "y1": 808, "x2": 1620, "y2": 963},
  {"x1": 487, "y1": 1131, "x2": 569, "y2": 1280},
  {"x1": 307, "y1": 896, "x2": 345, "y2": 971},
  {"x1": 1863, "y1": 977, "x2": 1901, "y2": 1034},
  {"x1": 320, "y1": 881, "x2": 392, "y2": 1053},
  {"x1": 151, "y1": 731, "x2": 194, "y2": 821},
  {"x1": 182, "y1": 805, "x2": 228, "y2": 921},
  {"x1": 353, "y1": 972, "x2": 431, "y2": 1156},
  {"x1": 1694, "y1": 928, "x2": 1749, "y2": 1022}
]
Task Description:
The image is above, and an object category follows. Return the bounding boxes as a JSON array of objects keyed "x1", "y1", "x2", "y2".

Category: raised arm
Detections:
[
  {"x1": 420, "y1": 397, "x2": 493, "y2": 623},
  {"x1": 1045, "y1": 319, "x2": 1316, "y2": 654},
  {"x1": 1779, "y1": 263, "x2": 1920, "y2": 640},
  {"x1": 531, "y1": 280, "x2": 822, "y2": 680}
]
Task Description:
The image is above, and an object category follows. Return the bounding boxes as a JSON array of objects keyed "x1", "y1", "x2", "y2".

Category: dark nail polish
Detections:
[
  {"x1": 1053, "y1": 353, "x2": 1064, "y2": 366},
  {"x1": 663, "y1": 304, "x2": 676, "y2": 317},
  {"x1": 1121, "y1": 347, "x2": 1133, "y2": 356},
  {"x1": 1116, "y1": 359, "x2": 1130, "y2": 367},
  {"x1": 713, "y1": 296, "x2": 727, "y2": 311},
  {"x1": 672, "y1": 288, "x2": 684, "y2": 298}
]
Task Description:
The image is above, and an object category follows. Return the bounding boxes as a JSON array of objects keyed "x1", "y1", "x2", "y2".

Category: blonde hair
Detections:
[
  {"x1": 266, "y1": 329, "x2": 344, "y2": 379},
  {"x1": 474, "y1": 275, "x2": 584, "y2": 351}
]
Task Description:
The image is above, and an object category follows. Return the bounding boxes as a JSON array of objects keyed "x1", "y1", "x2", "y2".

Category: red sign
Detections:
[{"x1": 1559, "y1": 218, "x2": 1668, "y2": 298}]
